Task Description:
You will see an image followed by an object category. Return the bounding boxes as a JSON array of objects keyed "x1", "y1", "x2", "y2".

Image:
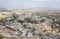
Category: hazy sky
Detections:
[{"x1": 0, "y1": 0, "x2": 60, "y2": 9}]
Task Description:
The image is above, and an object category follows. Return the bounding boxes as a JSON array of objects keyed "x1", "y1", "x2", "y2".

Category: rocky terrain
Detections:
[{"x1": 0, "y1": 9, "x2": 60, "y2": 39}]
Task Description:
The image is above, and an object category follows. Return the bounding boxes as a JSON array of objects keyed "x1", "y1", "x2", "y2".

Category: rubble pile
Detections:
[{"x1": 0, "y1": 13, "x2": 60, "y2": 39}]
